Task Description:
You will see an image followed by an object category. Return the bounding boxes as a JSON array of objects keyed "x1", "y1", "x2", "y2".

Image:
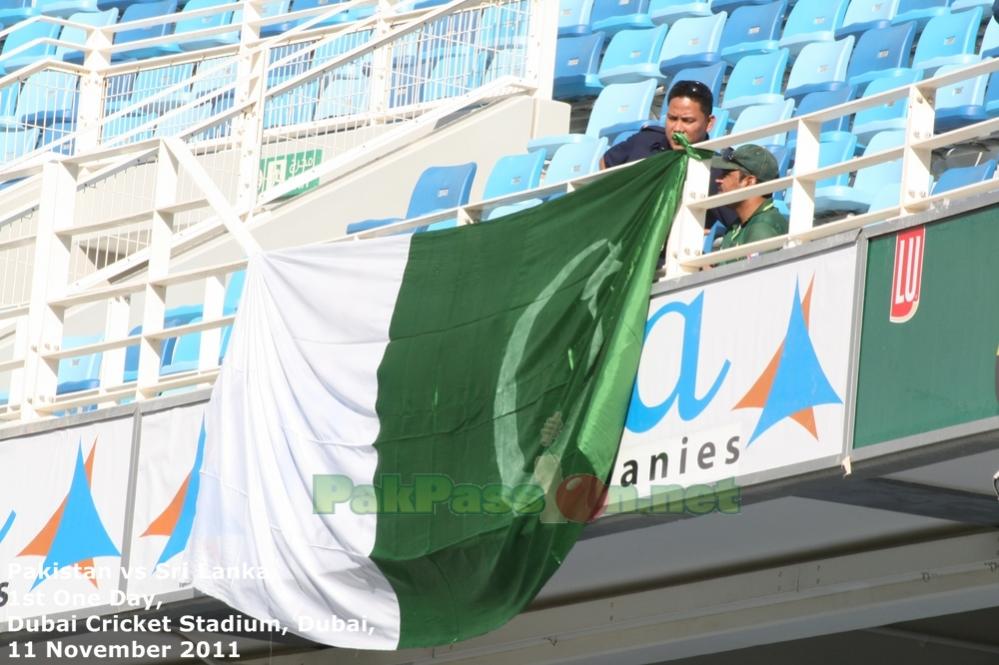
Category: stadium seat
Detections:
[
  {"x1": 670, "y1": 62, "x2": 726, "y2": 102},
  {"x1": 712, "y1": 0, "x2": 775, "y2": 12},
  {"x1": 527, "y1": 79, "x2": 657, "y2": 158},
  {"x1": 911, "y1": 8, "x2": 983, "y2": 75},
  {"x1": 891, "y1": 0, "x2": 947, "y2": 29},
  {"x1": 657, "y1": 13, "x2": 727, "y2": 77},
  {"x1": 105, "y1": 63, "x2": 194, "y2": 115},
  {"x1": 0, "y1": 82, "x2": 18, "y2": 124},
  {"x1": 155, "y1": 102, "x2": 213, "y2": 137},
  {"x1": 846, "y1": 21, "x2": 915, "y2": 88},
  {"x1": 0, "y1": 129, "x2": 40, "y2": 161},
  {"x1": 648, "y1": 0, "x2": 713, "y2": 25},
  {"x1": 719, "y1": 0, "x2": 786, "y2": 64},
  {"x1": 175, "y1": 0, "x2": 242, "y2": 51},
  {"x1": 931, "y1": 160, "x2": 996, "y2": 194},
  {"x1": 0, "y1": 20, "x2": 62, "y2": 73},
  {"x1": 39, "y1": 118, "x2": 75, "y2": 154},
  {"x1": 785, "y1": 38, "x2": 853, "y2": 100},
  {"x1": 546, "y1": 136, "x2": 608, "y2": 184},
  {"x1": 41, "y1": 0, "x2": 100, "y2": 17},
  {"x1": 56, "y1": 336, "x2": 103, "y2": 395},
  {"x1": 851, "y1": 69, "x2": 920, "y2": 145},
  {"x1": 590, "y1": 0, "x2": 654, "y2": 34},
  {"x1": 422, "y1": 47, "x2": 489, "y2": 101},
  {"x1": 160, "y1": 317, "x2": 202, "y2": 376},
  {"x1": 259, "y1": 0, "x2": 294, "y2": 36},
  {"x1": 55, "y1": 9, "x2": 119, "y2": 64},
  {"x1": 553, "y1": 32, "x2": 606, "y2": 99},
  {"x1": 981, "y1": 18, "x2": 999, "y2": 59},
  {"x1": 101, "y1": 113, "x2": 155, "y2": 144},
  {"x1": 481, "y1": 151, "x2": 545, "y2": 220},
  {"x1": 720, "y1": 48, "x2": 789, "y2": 118},
  {"x1": 709, "y1": 106, "x2": 730, "y2": 137},
  {"x1": 933, "y1": 64, "x2": 988, "y2": 133},
  {"x1": 729, "y1": 99, "x2": 795, "y2": 149},
  {"x1": 314, "y1": 77, "x2": 370, "y2": 119},
  {"x1": 786, "y1": 87, "x2": 855, "y2": 149},
  {"x1": 950, "y1": 0, "x2": 990, "y2": 11},
  {"x1": 985, "y1": 71, "x2": 999, "y2": 116},
  {"x1": 813, "y1": 133, "x2": 858, "y2": 189},
  {"x1": 113, "y1": 0, "x2": 180, "y2": 61},
  {"x1": 559, "y1": 0, "x2": 595, "y2": 36},
  {"x1": 814, "y1": 129, "x2": 904, "y2": 213},
  {"x1": 778, "y1": 0, "x2": 849, "y2": 55},
  {"x1": 836, "y1": 0, "x2": 899, "y2": 39},
  {"x1": 598, "y1": 26, "x2": 668, "y2": 85},
  {"x1": 703, "y1": 220, "x2": 727, "y2": 253},
  {"x1": 5, "y1": 70, "x2": 79, "y2": 127},
  {"x1": 0, "y1": 1, "x2": 39, "y2": 29}
]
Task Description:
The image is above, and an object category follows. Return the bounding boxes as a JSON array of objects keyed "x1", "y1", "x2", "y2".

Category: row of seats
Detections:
[{"x1": 554, "y1": 5, "x2": 999, "y2": 103}]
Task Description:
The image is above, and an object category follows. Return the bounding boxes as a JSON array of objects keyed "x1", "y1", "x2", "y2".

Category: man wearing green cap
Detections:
[{"x1": 712, "y1": 145, "x2": 788, "y2": 251}]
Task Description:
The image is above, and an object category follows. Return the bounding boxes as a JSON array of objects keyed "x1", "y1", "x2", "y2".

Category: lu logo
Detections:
[{"x1": 890, "y1": 226, "x2": 925, "y2": 324}]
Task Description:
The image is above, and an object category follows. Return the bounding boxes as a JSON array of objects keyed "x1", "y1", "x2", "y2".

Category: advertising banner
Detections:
[
  {"x1": 613, "y1": 247, "x2": 857, "y2": 500},
  {"x1": 0, "y1": 418, "x2": 134, "y2": 622},
  {"x1": 854, "y1": 208, "x2": 999, "y2": 448}
]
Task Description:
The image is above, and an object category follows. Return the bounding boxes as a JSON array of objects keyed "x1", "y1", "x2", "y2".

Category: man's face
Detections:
[
  {"x1": 664, "y1": 96, "x2": 714, "y2": 150},
  {"x1": 715, "y1": 168, "x2": 753, "y2": 194}
]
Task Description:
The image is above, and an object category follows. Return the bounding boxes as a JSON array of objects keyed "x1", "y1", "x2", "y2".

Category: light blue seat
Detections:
[
  {"x1": 590, "y1": 0, "x2": 654, "y2": 34},
  {"x1": 719, "y1": 0, "x2": 785, "y2": 63},
  {"x1": 56, "y1": 9, "x2": 119, "y2": 64},
  {"x1": 786, "y1": 87, "x2": 855, "y2": 149},
  {"x1": 814, "y1": 129, "x2": 904, "y2": 213},
  {"x1": 713, "y1": 0, "x2": 775, "y2": 12},
  {"x1": 836, "y1": 0, "x2": 899, "y2": 39},
  {"x1": 286, "y1": 0, "x2": 357, "y2": 29},
  {"x1": 729, "y1": 99, "x2": 795, "y2": 148},
  {"x1": 554, "y1": 32, "x2": 606, "y2": 99},
  {"x1": 259, "y1": 0, "x2": 294, "y2": 36},
  {"x1": 175, "y1": 0, "x2": 242, "y2": 51},
  {"x1": 422, "y1": 47, "x2": 488, "y2": 102},
  {"x1": 598, "y1": 25, "x2": 669, "y2": 84},
  {"x1": 720, "y1": 48, "x2": 789, "y2": 118},
  {"x1": 670, "y1": 62, "x2": 726, "y2": 101},
  {"x1": 933, "y1": 64, "x2": 988, "y2": 133},
  {"x1": 106, "y1": 63, "x2": 194, "y2": 115},
  {"x1": 846, "y1": 21, "x2": 916, "y2": 88},
  {"x1": 985, "y1": 71, "x2": 999, "y2": 116},
  {"x1": 950, "y1": 0, "x2": 990, "y2": 10},
  {"x1": 527, "y1": 79, "x2": 657, "y2": 158},
  {"x1": 0, "y1": 129, "x2": 40, "y2": 161},
  {"x1": 101, "y1": 113, "x2": 155, "y2": 144},
  {"x1": 0, "y1": 84, "x2": 20, "y2": 126},
  {"x1": 477, "y1": 2, "x2": 531, "y2": 51},
  {"x1": 347, "y1": 163, "x2": 478, "y2": 234},
  {"x1": 703, "y1": 220, "x2": 727, "y2": 253},
  {"x1": 314, "y1": 77, "x2": 369, "y2": 119},
  {"x1": 657, "y1": 13, "x2": 726, "y2": 77},
  {"x1": 785, "y1": 37, "x2": 853, "y2": 100},
  {"x1": 778, "y1": 0, "x2": 849, "y2": 55},
  {"x1": 708, "y1": 106, "x2": 730, "y2": 137},
  {"x1": 57, "y1": 335, "x2": 103, "y2": 395},
  {"x1": 264, "y1": 71, "x2": 318, "y2": 128},
  {"x1": 559, "y1": 0, "x2": 595, "y2": 36},
  {"x1": 122, "y1": 305, "x2": 204, "y2": 382},
  {"x1": 911, "y1": 8, "x2": 983, "y2": 75},
  {"x1": 813, "y1": 133, "x2": 858, "y2": 189},
  {"x1": 154, "y1": 102, "x2": 213, "y2": 137},
  {"x1": 113, "y1": 0, "x2": 180, "y2": 61},
  {"x1": 649, "y1": 0, "x2": 713, "y2": 25},
  {"x1": 0, "y1": 1, "x2": 39, "y2": 29},
  {"x1": 0, "y1": 20, "x2": 62, "y2": 73},
  {"x1": 11, "y1": 70, "x2": 79, "y2": 127},
  {"x1": 852, "y1": 69, "x2": 920, "y2": 145},
  {"x1": 891, "y1": 0, "x2": 947, "y2": 29},
  {"x1": 932, "y1": 160, "x2": 996, "y2": 194},
  {"x1": 481, "y1": 151, "x2": 545, "y2": 220},
  {"x1": 981, "y1": 18, "x2": 999, "y2": 59},
  {"x1": 40, "y1": 118, "x2": 75, "y2": 154},
  {"x1": 161, "y1": 317, "x2": 202, "y2": 376},
  {"x1": 41, "y1": 0, "x2": 100, "y2": 17},
  {"x1": 546, "y1": 136, "x2": 608, "y2": 184}
]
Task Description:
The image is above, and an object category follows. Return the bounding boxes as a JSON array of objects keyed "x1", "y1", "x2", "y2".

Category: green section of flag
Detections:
[
  {"x1": 854, "y1": 206, "x2": 999, "y2": 448},
  {"x1": 370, "y1": 149, "x2": 690, "y2": 647}
]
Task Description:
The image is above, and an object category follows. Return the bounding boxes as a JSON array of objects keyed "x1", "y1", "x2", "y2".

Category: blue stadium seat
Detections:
[
  {"x1": 0, "y1": 1, "x2": 39, "y2": 29},
  {"x1": 56, "y1": 9, "x2": 119, "y2": 64},
  {"x1": 546, "y1": 136, "x2": 608, "y2": 183},
  {"x1": 836, "y1": 0, "x2": 899, "y2": 39},
  {"x1": 6, "y1": 70, "x2": 79, "y2": 127},
  {"x1": 422, "y1": 47, "x2": 488, "y2": 102},
  {"x1": 648, "y1": 0, "x2": 713, "y2": 25},
  {"x1": 105, "y1": 63, "x2": 194, "y2": 115},
  {"x1": 598, "y1": 25, "x2": 668, "y2": 84},
  {"x1": 113, "y1": 0, "x2": 180, "y2": 61},
  {"x1": 102, "y1": 113, "x2": 155, "y2": 143},
  {"x1": 709, "y1": 106, "x2": 730, "y2": 137},
  {"x1": 787, "y1": 87, "x2": 855, "y2": 149},
  {"x1": 703, "y1": 220, "x2": 726, "y2": 253},
  {"x1": 986, "y1": 71, "x2": 999, "y2": 116},
  {"x1": 40, "y1": 118, "x2": 75, "y2": 154},
  {"x1": 813, "y1": 133, "x2": 858, "y2": 189},
  {"x1": 851, "y1": 69, "x2": 920, "y2": 145},
  {"x1": 891, "y1": 0, "x2": 946, "y2": 29},
  {"x1": 289, "y1": 0, "x2": 364, "y2": 27},
  {"x1": 729, "y1": 98, "x2": 795, "y2": 148},
  {"x1": 933, "y1": 64, "x2": 987, "y2": 133},
  {"x1": 0, "y1": 83, "x2": 19, "y2": 124},
  {"x1": 554, "y1": 32, "x2": 606, "y2": 99},
  {"x1": 670, "y1": 62, "x2": 726, "y2": 101},
  {"x1": 719, "y1": 0, "x2": 785, "y2": 63},
  {"x1": 527, "y1": 79, "x2": 657, "y2": 158},
  {"x1": 720, "y1": 48, "x2": 789, "y2": 118},
  {"x1": 950, "y1": 0, "x2": 990, "y2": 11},
  {"x1": 175, "y1": 0, "x2": 242, "y2": 51},
  {"x1": 41, "y1": 0, "x2": 100, "y2": 17},
  {"x1": 314, "y1": 78, "x2": 369, "y2": 119},
  {"x1": 57, "y1": 335, "x2": 103, "y2": 395},
  {"x1": 155, "y1": 102, "x2": 213, "y2": 137},
  {"x1": 0, "y1": 129, "x2": 40, "y2": 161},
  {"x1": 259, "y1": 0, "x2": 294, "y2": 36},
  {"x1": 160, "y1": 317, "x2": 202, "y2": 376},
  {"x1": 932, "y1": 160, "x2": 996, "y2": 193},
  {"x1": 912, "y1": 8, "x2": 983, "y2": 75},
  {"x1": 785, "y1": 38, "x2": 853, "y2": 99},
  {"x1": 0, "y1": 20, "x2": 61, "y2": 73},
  {"x1": 814, "y1": 129, "x2": 904, "y2": 212},
  {"x1": 846, "y1": 22, "x2": 915, "y2": 88},
  {"x1": 657, "y1": 12, "x2": 726, "y2": 77},
  {"x1": 779, "y1": 0, "x2": 849, "y2": 54},
  {"x1": 590, "y1": 0, "x2": 654, "y2": 34},
  {"x1": 481, "y1": 151, "x2": 545, "y2": 220},
  {"x1": 981, "y1": 18, "x2": 999, "y2": 59},
  {"x1": 559, "y1": 0, "x2": 595, "y2": 36}
]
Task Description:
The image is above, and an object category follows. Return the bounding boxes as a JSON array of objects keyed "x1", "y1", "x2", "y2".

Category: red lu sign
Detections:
[{"x1": 889, "y1": 226, "x2": 925, "y2": 324}]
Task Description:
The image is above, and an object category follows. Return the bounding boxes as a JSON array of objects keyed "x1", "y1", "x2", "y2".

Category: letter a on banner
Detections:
[{"x1": 890, "y1": 226, "x2": 925, "y2": 324}]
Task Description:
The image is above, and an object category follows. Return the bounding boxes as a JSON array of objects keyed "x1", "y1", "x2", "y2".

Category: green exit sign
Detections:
[{"x1": 259, "y1": 149, "x2": 322, "y2": 197}]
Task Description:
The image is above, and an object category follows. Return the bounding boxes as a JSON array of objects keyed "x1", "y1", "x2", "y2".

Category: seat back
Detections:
[
  {"x1": 852, "y1": 68, "x2": 920, "y2": 143},
  {"x1": 657, "y1": 12, "x2": 726, "y2": 75},
  {"x1": 115, "y1": 0, "x2": 179, "y2": 47},
  {"x1": 545, "y1": 137, "x2": 608, "y2": 184},
  {"x1": 815, "y1": 133, "x2": 858, "y2": 188},
  {"x1": 779, "y1": 0, "x2": 849, "y2": 49},
  {"x1": 0, "y1": 20, "x2": 61, "y2": 70},
  {"x1": 891, "y1": 0, "x2": 947, "y2": 27},
  {"x1": 422, "y1": 46, "x2": 488, "y2": 101},
  {"x1": 406, "y1": 163, "x2": 478, "y2": 219},
  {"x1": 599, "y1": 25, "x2": 668, "y2": 80},
  {"x1": 730, "y1": 99, "x2": 795, "y2": 147},
  {"x1": 483, "y1": 152, "x2": 545, "y2": 199},
  {"x1": 314, "y1": 77, "x2": 369, "y2": 120},
  {"x1": 933, "y1": 63, "x2": 988, "y2": 115},
  {"x1": 56, "y1": 8, "x2": 119, "y2": 62},
  {"x1": 590, "y1": 0, "x2": 652, "y2": 32},
  {"x1": 719, "y1": 0, "x2": 786, "y2": 61},
  {"x1": 854, "y1": 129, "x2": 905, "y2": 202},
  {"x1": 127, "y1": 63, "x2": 194, "y2": 112},
  {"x1": 0, "y1": 129, "x2": 39, "y2": 161},
  {"x1": 559, "y1": 0, "x2": 595, "y2": 36},
  {"x1": 932, "y1": 160, "x2": 997, "y2": 194},
  {"x1": 40, "y1": 0, "x2": 100, "y2": 17},
  {"x1": 785, "y1": 37, "x2": 853, "y2": 99},
  {"x1": 912, "y1": 7, "x2": 983, "y2": 73},
  {"x1": 837, "y1": 0, "x2": 899, "y2": 38},
  {"x1": 175, "y1": 0, "x2": 241, "y2": 50},
  {"x1": 585, "y1": 78, "x2": 657, "y2": 138},
  {"x1": 792, "y1": 87, "x2": 855, "y2": 140},
  {"x1": 670, "y1": 62, "x2": 726, "y2": 100},
  {"x1": 57, "y1": 335, "x2": 103, "y2": 394},
  {"x1": 721, "y1": 48, "x2": 789, "y2": 112},
  {"x1": 846, "y1": 21, "x2": 915, "y2": 87},
  {"x1": 649, "y1": 0, "x2": 713, "y2": 26},
  {"x1": 0, "y1": 1, "x2": 39, "y2": 30},
  {"x1": 16, "y1": 70, "x2": 79, "y2": 126},
  {"x1": 554, "y1": 32, "x2": 606, "y2": 97}
]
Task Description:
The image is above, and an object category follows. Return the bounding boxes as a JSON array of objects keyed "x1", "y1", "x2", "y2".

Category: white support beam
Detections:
[{"x1": 664, "y1": 155, "x2": 710, "y2": 276}]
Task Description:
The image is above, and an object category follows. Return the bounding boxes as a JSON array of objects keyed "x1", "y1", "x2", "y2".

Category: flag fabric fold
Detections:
[{"x1": 187, "y1": 149, "x2": 690, "y2": 649}]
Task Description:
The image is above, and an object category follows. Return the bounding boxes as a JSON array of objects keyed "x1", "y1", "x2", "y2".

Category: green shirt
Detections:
[{"x1": 718, "y1": 200, "x2": 788, "y2": 251}]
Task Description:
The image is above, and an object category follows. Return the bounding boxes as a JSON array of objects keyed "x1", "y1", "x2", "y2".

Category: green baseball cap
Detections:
[{"x1": 711, "y1": 145, "x2": 779, "y2": 182}]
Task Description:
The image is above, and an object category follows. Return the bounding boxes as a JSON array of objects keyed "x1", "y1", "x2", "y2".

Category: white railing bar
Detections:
[
  {"x1": 144, "y1": 315, "x2": 235, "y2": 340},
  {"x1": 0, "y1": 359, "x2": 25, "y2": 373}
]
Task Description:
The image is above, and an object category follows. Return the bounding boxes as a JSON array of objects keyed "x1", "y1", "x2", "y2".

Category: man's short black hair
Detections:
[{"x1": 667, "y1": 80, "x2": 713, "y2": 116}]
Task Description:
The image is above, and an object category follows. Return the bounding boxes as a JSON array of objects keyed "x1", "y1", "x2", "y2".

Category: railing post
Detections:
[
  {"x1": 663, "y1": 155, "x2": 710, "y2": 276},
  {"x1": 234, "y1": 0, "x2": 267, "y2": 214},
  {"x1": 18, "y1": 161, "x2": 76, "y2": 419},
  {"x1": 529, "y1": 0, "x2": 559, "y2": 99},
  {"x1": 100, "y1": 295, "x2": 130, "y2": 399},
  {"x1": 900, "y1": 84, "x2": 935, "y2": 214},
  {"x1": 199, "y1": 275, "x2": 224, "y2": 373},
  {"x1": 368, "y1": 2, "x2": 395, "y2": 117},
  {"x1": 788, "y1": 117, "x2": 821, "y2": 240},
  {"x1": 76, "y1": 24, "x2": 114, "y2": 154},
  {"x1": 136, "y1": 142, "x2": 178, "y2": 399}
]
